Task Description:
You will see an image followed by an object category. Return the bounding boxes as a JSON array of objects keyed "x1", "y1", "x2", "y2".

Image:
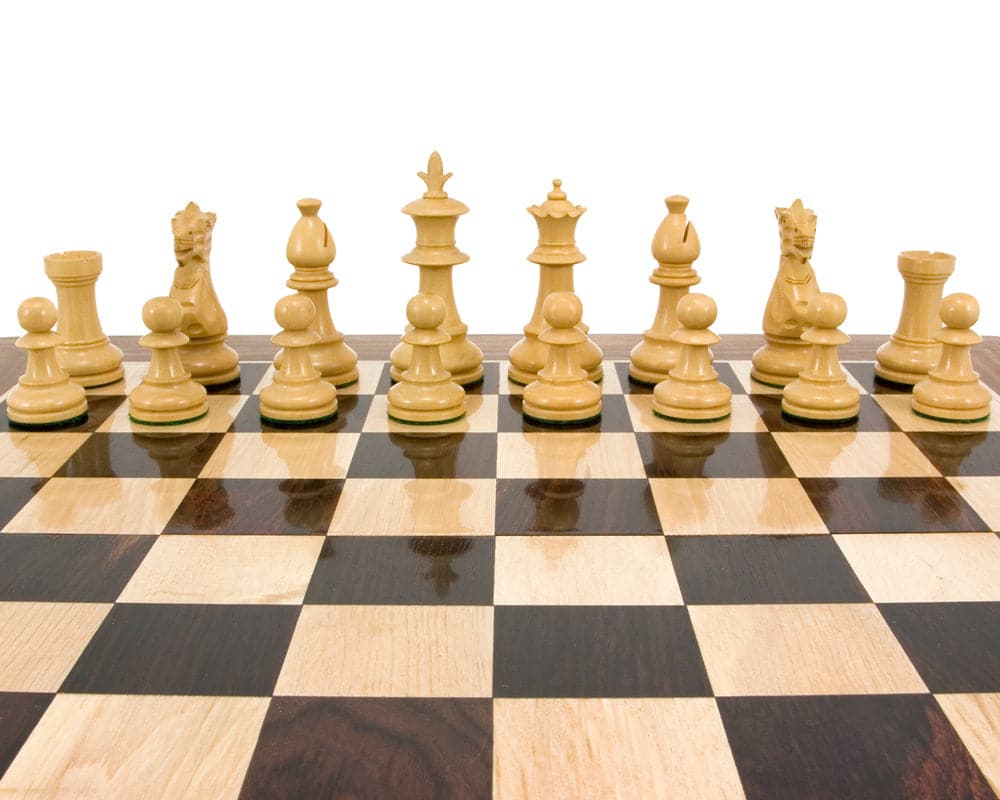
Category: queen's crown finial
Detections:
[{"x1": 417, "y1": 151, "x2": 452, "y2": 199}]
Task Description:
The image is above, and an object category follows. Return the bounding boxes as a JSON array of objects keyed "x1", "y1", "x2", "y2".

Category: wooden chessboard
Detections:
[{"x1": 0, "y1": 334, "x2": 998, "y2": 799}]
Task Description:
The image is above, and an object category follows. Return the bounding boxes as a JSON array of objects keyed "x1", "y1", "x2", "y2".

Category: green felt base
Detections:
[
  {"x1": 7, "y1": 411, "x2": 89, "y2": 431},
  {"x1": 912, "y1": 408, "x2": 990, "y2": 424},
  {"x1": 260, "y1": 411, "x2": 339, "y2": 428},
  {"x1": 522, "y1": 412, "x2": 602, "y2": 428},
  {"x1": 128, "y1": 410, "x2": 209, "y2": 426},
  {"x1": 387, "y1": 412, "x2": 466, "y2": 426},
  {"x1": 653, "y1": 410, "x2": 731, "y2": 423},
  {"x1": 781, "y1": 410, "x2": 860, "y2": 427}
]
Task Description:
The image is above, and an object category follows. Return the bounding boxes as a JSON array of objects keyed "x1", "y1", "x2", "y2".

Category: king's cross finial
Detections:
[{"x1": 418, "y1": 151, "x2": 452, "y2": 199}]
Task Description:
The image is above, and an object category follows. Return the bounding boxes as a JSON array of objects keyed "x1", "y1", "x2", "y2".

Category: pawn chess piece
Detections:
[
  {"x1": 912, "y1": 293, "x2": 991, "y2": 422},
  {"x1": 388, "y1": 293, "x2": 466, "y2": 425},
  {"x1": 652, "y1": 293, "x2": 732, "y2": 422},
  {"x1": 7, "y1": 297, "x2": 88, "y2": 429},
  {"x1": 129, "y1": 297, "x2": 208, "y2": 425},
  {"x1": 260, "y1": 294, "x2": 338, "y2": 425},
  {"x1": 522, "y1": 292, "x2": 602, "y2": 425},
  {"x1": 781, "y1": 292, "x2": 860, "y2": 424}
]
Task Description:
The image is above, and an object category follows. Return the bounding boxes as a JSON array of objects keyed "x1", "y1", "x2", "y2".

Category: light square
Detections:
[
  {"x1": 773, "y1": 431, "x2": 940, "y2": 478},
  {"x1": 84, "y1": 361, "x2": 147, "y2": 396},
  {"x1": 0, "y1": 602, "x2": 111, "y2": 691},
  {"x1": 689, "y1": 603, "x2": 927, "y2": 696},
  {"x1": 874, "y1": 393, "x2": 1000, "y2": 432},
  {"x1": 0, "y1": 431, "x2": 90, "y2": 477},
  {"x1": 497, "y1": 432, "x2": 646, "y2": 479},
  {"x1": 2, "y1": 477, "x2": 194, "y2": 535},
  {"x1": 97, "y1": 395, "x2": 248, "y2": 433},
  {"x1": 330, "y1": 478, "x2": 495, "y2": 536},
  {"x1": 936, "y1": 693, "x2": 1000, "y2": 796},
  {"x1": 118, "y1": 535, "x2": 324, "y2": 604},
  {"x1": 949, "y1": 476, "x2": 1000, "y2": 529},
  {"x1": 337, "y1": 360, "x2": 384, "y2": 395},
  {"x1": 199, "y1": 431, "x2": 359, "y2": 478},
  {"x1": 275, "y1": 605, "x2": 493, "y2": 697},
  {"x1": 649, "y1": 477, "x2": 828, "y2": 535},
  {"x1": 493, "y1": 698, "x2": 744, "y2": 800},
  {"x1": 363, "y1": 394, "x2": 498, "y2": 433},
  {"x1": 625, "y1": 393, "x2": 767, "y2": 433},
  {"x1": 0, "y1": 694, "x2": 269, "y2": 799}
]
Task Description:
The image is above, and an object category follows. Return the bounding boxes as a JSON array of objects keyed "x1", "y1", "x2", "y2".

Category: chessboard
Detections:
[{"x1": 0, "y1": 335, "x2": 998, "y2": 800}]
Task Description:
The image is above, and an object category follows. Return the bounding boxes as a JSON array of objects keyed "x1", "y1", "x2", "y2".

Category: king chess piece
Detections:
[
  {"x1": 751, "y1": 199, "x2": 821, "y2": 387},
  {"x1": 169, "y1": 202, "x2": 240, "y2": 386}
]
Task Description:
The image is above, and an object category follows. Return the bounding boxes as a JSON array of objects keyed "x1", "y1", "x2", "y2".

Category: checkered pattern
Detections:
[{"x1": 0, "y1": 359, "x2": 998, "y2": 799}]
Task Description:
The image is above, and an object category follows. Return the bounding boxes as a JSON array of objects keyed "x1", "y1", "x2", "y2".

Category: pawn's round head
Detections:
[
  {"x1": 677, "y1": 293, "x2": 717, "y2": 329},
  {"x1": 806, "y1": 292, "x2": 848, "y2": 329},
  {"x1": 406, "y1": 293, "x2": 446, "y2": 330},
  {"x1": 940, "y1": 292, "x2": 980, "y2": 329},
  {"x1": 17, "y1": 297, "x2": 58, "y2": 334},
  {"x1": 274, "y1": 293, "x2": 316, "y2": 331},
  {"x1": 142, "y1": 296, "x2": 184, "y2": 333},
  {"x1": 542, "y1": 291, "x2": 583, "y2": 329}
]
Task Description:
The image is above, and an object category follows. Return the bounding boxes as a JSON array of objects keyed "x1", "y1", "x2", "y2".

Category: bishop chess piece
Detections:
[
  {"x1": 652, "y1": 293, "x2": 731, "y2": 422},
  {"x1": 169, "y1": 202, "x2": 240, "y2": 386},
  {"x1": 750, "y1": 199, "x2": 821, "y2": 387},
  {"x1": 7, "y1": 297, "x2": 88, "y2": 429},
  {"x1": 508, "y1": 180, "x2": 602, "y2": 385},
  {"x1": 388, "y1": 293, "x2": 466, "y2": 425},
  {"x1": 911, "y1": 293, "x2": 991, "y2": 422},
  {"x1": 260, "y1": 294, "x2": 338, "y2": 426},
  {"x1": 390, "y1": 152, "x2": 483, "y2": 387},
  {"x1": 629, "y1": 195, "x2": 702, "y2": 385},
  {"x1": 781, "y1": 292, "x2": 860, "y2": 424},
  {"x1": 522, "y1": 292, "x2": 602, "y2": 425},
  {"x1": 129, "y1": 297, "x2": 208, "y2": 425}
]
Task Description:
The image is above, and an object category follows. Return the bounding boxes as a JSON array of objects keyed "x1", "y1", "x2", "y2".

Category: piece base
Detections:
[
  {"x1": 911, "y1": 405, "x2": 991, "y2": 424},
  {"x1": 628, "y1": 369, "x2": 666, "y2": 388},
  {"x1": 652, "y1": 409, "x2": 731, "y2": 423},
  {"x1": 261, "y1": 411, "x2": 339, "y2": 428},
  {"x1": 193, "y1": 367, "x2": 241, "y2": 388},
  {"x1": 128, "y1": 409, "x2": 208, "y2": 427},
  {"x1": 522, "y1": 411, "x2": 602, "y2": 427},
  {"x1": 388, "y1": 411, "x2": 466, "y2": 426},
  {"x1": 68, "y1": 365, "x2": 125, "y2": 389},
  {"x1": 781, "y1": 409, "x2": 860, "y2": 427},
  {"x1": 7, "y1": 411, "x2": 89, "y2": 431}
]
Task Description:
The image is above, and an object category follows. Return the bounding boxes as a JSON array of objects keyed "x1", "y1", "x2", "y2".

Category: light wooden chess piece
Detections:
[
  {"x1": 388, "y1": 293, "x2": 466, "y2": 425},
  {"x1": 630, "y1": 194, "x2": 702, "y2": 385},
  {"x1": 522, "y1": 292, "x2": 602, "y2": 425},
  {"x1": 875, "y1": 250, "x2": 955, "y2": 385},
  {"x1": 390, "y1": 152, "x2": 483, "y2": 387},
  {"x1": 129, "y1": 297, "x2": 208, "y2": 425},
  {"x1": 277, "y1": 198, "x2": 358, "y2": 388},
  {"x1": 260, "y1": 294, "x2": 338, "y2": 426},
  {"x1": 44, "y1": 250, "x2": 123, "y2": 387},
  {"x1": 508, "y1": 180, "x2": 603, "y2": 385},
  {"x1": 781, "y1": 292, "x2": 860, "y2": 424},
  {"x1": 7, "y1": 297, "x2": 88, "y2": 429},
  {"x1": 169, "y1": 202, "x2": 240, "y2": 386},
  {"x1": 912, "y1": 293, "x2": 991, "y2": 422},
  {"x1": 750, "y1": 199, "x2": 821, "y2": 387},
  {"x1": 652, "y1": 293, "x2": 732, "y2": 422}
]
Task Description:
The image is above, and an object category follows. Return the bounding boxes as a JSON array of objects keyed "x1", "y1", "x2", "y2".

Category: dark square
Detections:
[
  {"x1": 0, "y1": 534, "x2": 155, "y2": 601},
  {"x1": 53, "y1": 432, "x2": 224, "y2": 478},
  {"x1": 0, "y1": 395, "x2": 125, "y2": 434},
  {"x1": 498, "y1": 394, "x2": 634, "y2": 433},
  {"x1": 614, "y1": 360, "x2": 745, "y2": 396},
  {"x1": 375, "y1": 362, "x2": 393, "y2": 394},
  {"x1": 842, "y1": 362, "x2": 917, "y2": 395},
  {"x1": 228, "y1": 393, "x2": 372, "y2": 434},
  {"x1": 908, "y1": 431, "x2": 1000, "y2": 477},
  {"x1": 163, "y1": 478, "x2": 343, "y2": 534},
  {"x1": 239, "y1": 697, "x2": 492, "y2": 800},
  {"x1": 494, "y1": 605, "x2": 711, "y2": 697},
  {"x1": 60, "y1": 603, "x2": 300, "y2": 696},
  {"x1": 0, "y1": 692, "x2": 53, "y2": 778},
  {"x1": 464, "y1": 361, "x2": 500, "y2": 395},
  {"x1": 496, "y1": 478, "x2": 662, "y2": 534},
  {"x1": 750, "y1": 394, "x2": 900, "y2": 433},
  {"x1": 800, "y1": 477, "x2": 990, "y2": 533},
  {"x1": 305, "y1": 536, "x2": 494, "y2": 605},
  {"x1": 0, "y1": 478, "x2": 47, "y2": 530},
  {"x1": 667, "y1": 535, "x2": 870, "y2": 604},
  {"x1": 718, "y1": 694, "x2": 996, "y2": 800},
  {"x1": 879, "y1": 602, "x2": 1000, "y2": 693},
  {"x1": 636, "y1": 431, "x2": 794, "y2": 478},
  {"x1": 347, "y1": 432, "x2": 496, "y2": 479},
  {"x1": 208, "y1": 361, "x2": 271, "y2": 395}
]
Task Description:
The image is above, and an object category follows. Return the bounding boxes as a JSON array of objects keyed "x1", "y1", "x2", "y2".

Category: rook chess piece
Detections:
[
  {"x1": 388, "y1": 293, "x2": 466, "y2": 425},
  {"x1": 652, "y1": 293, "x2": 732, "y2": 422},
  {"x1": 912, "y1": 293, "x2": 991, "y2": 422},
  {"x1": 522, "y1": 292, "x2": 602, "y2": 425},
  {"x1": 781, "y1": 292, "x2": 860, "y2": 424},
  {"x1": 129, "y1": 297, "x2": 208, "y2": 425},
  {"x1": 7, "y1": 297, "x2": 88, "y2": 429},
  {"x1": 260, "y1": 294, "x2": 338, "y2": 425}
]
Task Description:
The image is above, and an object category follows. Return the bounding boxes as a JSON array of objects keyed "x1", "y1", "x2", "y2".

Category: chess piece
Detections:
[
  {"x1": 750, "y1": 199, "x2": 821, "y2": 387},
  {"x1": 129, "y1": 297, "x2": 208, "y2": 425},
  {"x1": 390, "y1": 152, "x2": 483, "y2": 386},
  {"x1": 44, "y1": 250, "x2": 123, "y2": 387},
  {"x1": 652, "y1": 293, "x2": 732, "y2": 422},
  {"x1": 912, "y1": 293, "x2": 991, "y2": 422},
  {"x1": 629, "y1": 195, "x2": 702, "y2": 385},
  {"x1": 508, "y1": 180, "x2": 603, "y2": 385},
  {"x1": 260, "y1": 294, "x2": 339, "y2": 425},
  {"x1": 7, "y1": 297, "x2": 88, "y2": 429},
  {"x1": 277, "y1": 198, "x2": 358, "y2": 388},
  {"x1": 169, "y1": 202, "x2": 240, "y2": 386},
  {"x1": 388, "y1": 293, "x2": 466, "y2": 424},
  {"x1": 781, "y1": 292, "x2": 860, "y2": 423},
  {"x1": 522, "y1": 292, "x2": 602, "y2": 425},
  {"x1": 875, "y1": 250, "x2": 956, "y2": 385}
]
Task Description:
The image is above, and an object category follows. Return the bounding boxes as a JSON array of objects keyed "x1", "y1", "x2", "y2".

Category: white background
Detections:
[{"x1": 2, "y1": 1, "x2": 997, "y2": 340}]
